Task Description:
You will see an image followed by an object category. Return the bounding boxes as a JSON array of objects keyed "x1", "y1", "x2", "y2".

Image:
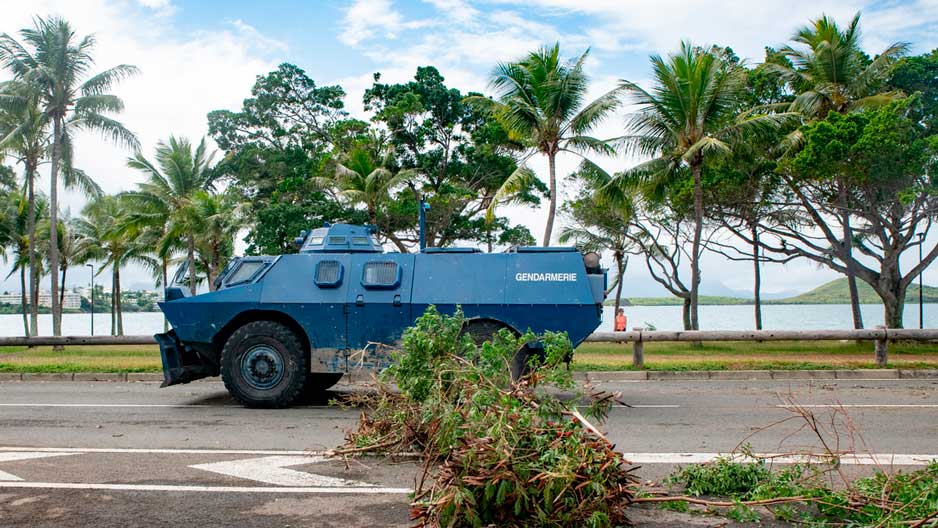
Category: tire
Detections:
[
  {"x1": 461, "y1": 319, "x2": 531, "y2": 381},
  {"x1": 461, "y1": 319, "x2": 514, "y2": 346},
  {"x1": 307, "y1": 373, "x2": 343, "y2": 392},
  {"x1": 220, "y1": 321, "x2": 308, "y2": 408}
]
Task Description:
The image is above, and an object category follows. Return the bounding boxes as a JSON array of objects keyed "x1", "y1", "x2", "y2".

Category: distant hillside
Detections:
[
  {"x1": 606, "y1": 296, "x2": 750, "y2": 306},
  {"x1": 605, "y1": 278, "x2": 938, "y2": 306},
  {"x1": 769, "y1": 278, "x2": 938, "y2": 305}
]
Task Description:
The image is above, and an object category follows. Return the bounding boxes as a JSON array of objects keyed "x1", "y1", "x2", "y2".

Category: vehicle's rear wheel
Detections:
[
  {"x1": 221, "y1": 321, "x2": 308, "y2": 408},
  {"x1": 461, "y1": 319, "x2": 534, "y2": 381}
]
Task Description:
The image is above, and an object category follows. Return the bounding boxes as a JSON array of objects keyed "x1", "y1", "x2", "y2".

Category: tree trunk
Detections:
[
  {"x1": 883, "y1": 288, "x2": 905, "y2": 329},
  {"x1": 59, "y1": 266, "x2": 67, "y2": 311},
  {"x1": 682, "y1": 297, "x2": 692, "y2": 331},
  {"x1": 115, "y1": 265, "x2": 123, "y2": 336},
  {"x1": 752, "y1": 224, "x2": 763, "y2": 331},
  {"x1": 187, "y1": 236, "x2": 197, "y2": 295},
  {"x1": 613, "y1": 252, "x2": 625, "y2": 316},
  {"x1": 162, "y1": 258, "x2": 169, "y2": 332},
  {"x1": 49, "y1": 117, "x2": 63, "y2": 336},
  {"x1": 690, "y1": 159, "x2": 703, "y2": 333},
  {"x1": 542, "y1": 151, "x2": 557, "y2": 246},
  {"x1": 110, "y1": 271, "x2": 116, "y2": 336},
  {"x1": 26, "y1": 163, "x2": 38, "y2": 337},
  {"x1": 20, "y1": 266, "x2": 29, "y2": 337},
  {"x1": 839, "y1": 186, "x2": 863, "y2": 329}
]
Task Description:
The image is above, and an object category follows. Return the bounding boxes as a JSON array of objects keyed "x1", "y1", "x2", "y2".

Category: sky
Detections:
[{"x1": 1, "y1": 0, "x2": 937, "y2": 297}]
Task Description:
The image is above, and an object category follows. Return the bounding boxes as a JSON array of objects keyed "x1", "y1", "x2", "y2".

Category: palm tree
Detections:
[
  {"x1": 0, "y1": 84, "x2": 48, "y2": 335},
  {"x1": 613, "y1": 42, "x2": 793, "y2": 330},
  {"x1": 769, "y1": 13, "x2": 909, "y2": 330},
  {"x1": 560, "y1": 164, "x2": 636, "y2": 316},
  {"x1": 40, "y1": 216, "x2": 90, "y2": 312},
  {"x1": 771, "y1": 13, "x2": 909, "y2": 119},
  {"x1": 315, "y1": 148, "x2": 405, "y2": 225},
  {"x1": 193, "y1": 191, "x2": 245, "y2": 290},
  {"x1": 1, "y1": 188, "x2": 46, "y2": 336},
  {"x1": 0, "y1": 16, "x2": 139, "y2": 336},
  {"x1": 466, "y1": 43, "x2": 622, "y2": 245},
  {"x1": 75, "y1": 195, "x2": 152, "y2": 336},
  {"x1": 126, "y1": 136, "x2": 215, "y2": 295}
]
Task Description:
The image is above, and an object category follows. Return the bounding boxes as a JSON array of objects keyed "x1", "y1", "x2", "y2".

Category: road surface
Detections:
[{"x1": 0, "y1": 377, "x2": 936, "y2": 527}]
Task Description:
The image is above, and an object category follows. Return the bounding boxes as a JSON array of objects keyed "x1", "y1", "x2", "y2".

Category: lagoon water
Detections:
[{"x1": 1, "y1": 303, "x2": 936, "y2": 337}]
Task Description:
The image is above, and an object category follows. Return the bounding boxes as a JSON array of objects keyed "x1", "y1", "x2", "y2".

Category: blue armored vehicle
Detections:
[{"x1": 156, "y1": 223, "x2": 607, "y2": 407}]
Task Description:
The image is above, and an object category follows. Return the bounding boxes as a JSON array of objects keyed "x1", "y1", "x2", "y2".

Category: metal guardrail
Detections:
[{"x1": 2, "y1": 327, "x2": 936, "y2": 368}]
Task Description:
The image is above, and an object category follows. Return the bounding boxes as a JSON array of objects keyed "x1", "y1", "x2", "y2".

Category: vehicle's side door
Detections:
[{"x1": 346, "y1": 254, "x2": 415, "y2": 367}]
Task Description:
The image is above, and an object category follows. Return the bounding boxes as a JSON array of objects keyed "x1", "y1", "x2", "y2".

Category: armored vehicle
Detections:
[{"x1": 156, "y1": 223, "x2": 607, "y2": 407}]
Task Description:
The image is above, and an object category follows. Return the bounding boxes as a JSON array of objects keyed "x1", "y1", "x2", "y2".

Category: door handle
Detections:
[
  {"x1": 393, "y1": 294, "x2": 401, "y2": 307},
  {"x1": 355, "y1": 294, "x2": 364, "y2": 306}
]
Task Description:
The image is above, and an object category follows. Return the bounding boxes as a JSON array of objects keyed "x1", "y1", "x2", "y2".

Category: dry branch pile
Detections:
[{"x1": 337, "y1": 307, "x2": 639, "y2": 527}]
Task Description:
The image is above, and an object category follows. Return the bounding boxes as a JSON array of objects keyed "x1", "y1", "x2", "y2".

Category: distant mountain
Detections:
[
  {"x1": 770, "y1": 278, "x2": 938, "y2": 304},
  {"x1": 612, "y1": 278, "x2": 938, "y2": 306}
]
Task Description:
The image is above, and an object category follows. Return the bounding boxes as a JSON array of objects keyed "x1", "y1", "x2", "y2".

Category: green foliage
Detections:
[
  {"x1": 665, "y1": 457, "x2": 938, "y2": 526},
  {"x1": 668, "y1": 457, "x2": 774, "y2": 499},
  {"x1": 344, "y1": 307, "x2": 638, "y2": 527}
]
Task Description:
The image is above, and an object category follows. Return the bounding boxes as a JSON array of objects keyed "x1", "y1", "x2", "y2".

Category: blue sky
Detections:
[{"x1": 2, "y1": 0, "x2": 938, "y2": 297}]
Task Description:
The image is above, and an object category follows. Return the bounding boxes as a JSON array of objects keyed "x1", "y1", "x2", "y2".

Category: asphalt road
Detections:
[{"x1": 0, "y1": 377, "x2": 936, "y2": 527}]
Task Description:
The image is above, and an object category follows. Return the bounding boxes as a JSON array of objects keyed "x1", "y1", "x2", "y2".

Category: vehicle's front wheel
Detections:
[{"x1": 221, "y1": 321, "x2": 308, "y2": 408}]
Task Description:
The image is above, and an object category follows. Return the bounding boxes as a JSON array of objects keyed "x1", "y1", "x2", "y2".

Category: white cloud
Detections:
[
  {"x1": 423, "y1": 0, "x2": 479, "y2": 24},
  {"x1": 135, "y1": 0, "x2": 174, "y2": 16},
  {"x1": 0, "y1": 0, "x2": 280, "y2": 290},
  {"x1": 338, "y1": 0, "x2": 433, "y2": 46}
]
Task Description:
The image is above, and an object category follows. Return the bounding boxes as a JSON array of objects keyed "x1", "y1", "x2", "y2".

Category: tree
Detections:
[
  {"x1": 75, "y1": 195, "x2": 153, "y2": 336},
  {"x1": 208, "y1": 63, "x2": 363, "y2": 255},
  {"x1": 0, "y1": 84, "x2": 48, "y2": 335},
  {"x1": 365, "y1": 66, "x2": 539, "y2": 250},
  {"x1": 0, "y1": 186, "x2": 44, "y2": 335},
  {"x1": 467, "y1": 44, "x2": 621, "y2": 245},
  {"x1": 314, "y1": 147, "x2": 406, "y2": 227},
  {"x1": 769, "y1": 12, "x2": 909, "y2": 329},
  {"x1": 192, "y1": 190, "x2": 245, "y2": 290},
  {"x1": 770, "y1": 13, "x2": 909, "y2": 119},
  {"x1": 613, "y1": 42, "x2": 792, "y2": 330},
  {"x1": 560, "y1": 164, "x2": 635, "y2": 316},
  {"x1": 126, "y1": 136, "x2": 215, "y2": 295},
  {"x1": 750, "y1": 99, "x2": 938, "y2": 327},
  {"x1": 0, "y1": 16, "x2": 138, "y2": 335}
]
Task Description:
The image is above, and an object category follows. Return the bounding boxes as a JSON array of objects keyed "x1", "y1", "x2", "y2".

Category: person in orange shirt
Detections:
[{"x1": 614, "y1": 308, "x2": 627, "y2": 332}]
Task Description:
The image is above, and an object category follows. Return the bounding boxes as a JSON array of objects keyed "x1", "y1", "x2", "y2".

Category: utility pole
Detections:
[
  {"x1": 87, "y1": 263, "x2": 94, "y2": 336},
  {"x1": 919, "y1": 233, "x2": 925, "y2": 329}
]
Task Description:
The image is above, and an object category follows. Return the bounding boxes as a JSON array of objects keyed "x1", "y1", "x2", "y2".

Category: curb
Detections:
[
  {"x1": 0, "y1": 369, "x2": 936, "y2": 383},
  {"x1": 584, "y1": 369, "x2": 938, "y2": 383}
]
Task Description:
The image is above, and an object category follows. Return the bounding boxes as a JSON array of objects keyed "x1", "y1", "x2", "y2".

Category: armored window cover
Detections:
[
  {"x1": 315, "y1": 260, "x2": 343, "y2": 287},
  {"x1": 362, "y1": 261, "x2": 401, "y2": 289}
]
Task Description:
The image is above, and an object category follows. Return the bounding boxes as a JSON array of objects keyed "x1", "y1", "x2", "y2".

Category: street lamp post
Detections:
[
  {"x1": 86, "y1": 263, "x2": 94, "y2": 336},
  {"x1": 918, "y1": 233, "x2": 925, "y2": 330}
]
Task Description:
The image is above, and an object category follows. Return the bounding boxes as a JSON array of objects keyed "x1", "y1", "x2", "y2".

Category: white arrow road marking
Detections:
[
  {"x1": 190, "y1": 455, "x2": 375, "y2": 487},
  {"x1": 0, "y1": 452, "x2": 77, "y2": 481}
]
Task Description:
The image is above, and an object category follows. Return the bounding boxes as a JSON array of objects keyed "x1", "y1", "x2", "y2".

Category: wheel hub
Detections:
[{"x1": 241, "y1": 345, "x2": 285, "y2": 390}]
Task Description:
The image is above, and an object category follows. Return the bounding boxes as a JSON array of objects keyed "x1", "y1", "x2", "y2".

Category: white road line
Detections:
[
  {"x1": 0, "y1": 403, "x2": 231, "y2": 408},
  {"x1": 190, "y1": 456, "x2": 374, "y2": 487},
  {"x1": 0, "y1": 482, "x2": 412, "y2": 494},
  {"x1": 621, "y1": 453, "x2": 938, "y2": 465},
  {"x1": 0, "y1": 447, "x2": 324, "y2": 455},
  {"x1": 777, "y1": 404, "x2": 938, "y2": 409}
]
